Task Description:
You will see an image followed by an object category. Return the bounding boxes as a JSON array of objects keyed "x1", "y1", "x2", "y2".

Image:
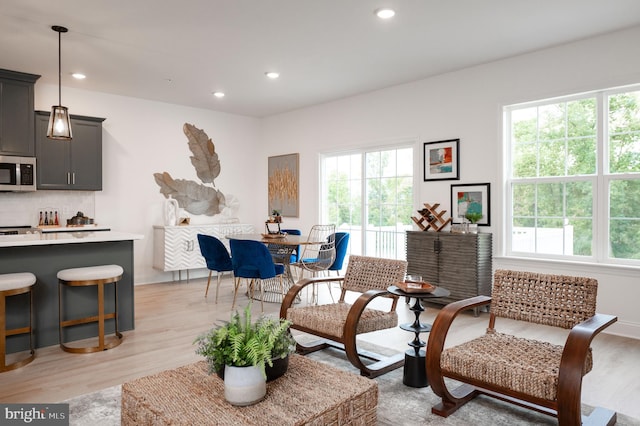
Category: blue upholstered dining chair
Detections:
[
  {"x1": 197, "y1": 234, "x2": 233, "y2": 301},
  {"x1": 327, "y1": 232, "x2": 350, "y2": 275},
  {"x1": 229, "y1": 239, "x2": 285, "y2": 312}
]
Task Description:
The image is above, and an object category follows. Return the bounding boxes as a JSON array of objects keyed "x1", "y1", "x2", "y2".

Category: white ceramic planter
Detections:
[{"x1": 223, "y1": 365, "x2": 267, "y2": 406}]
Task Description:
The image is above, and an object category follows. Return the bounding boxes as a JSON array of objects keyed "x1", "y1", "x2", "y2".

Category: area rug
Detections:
[{"x1": 64, "y1": 347, "x2": 638, "y2": 425}]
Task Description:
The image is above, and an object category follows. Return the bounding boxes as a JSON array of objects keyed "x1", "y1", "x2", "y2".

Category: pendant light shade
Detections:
[{"x1": 47, "y1": 25, "x2": 72, "y2": 140}]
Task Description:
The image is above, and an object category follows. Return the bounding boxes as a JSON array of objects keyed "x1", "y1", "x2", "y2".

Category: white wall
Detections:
[
  {"x1": 15, "y1": 25, "x2": 640, "y2": 338},
  {"x1": 33, "y1": 86, "x2": 264, "y2": 284},
  {"x1": 260, "y1": 26, "x2": 640, "y2": 339}
]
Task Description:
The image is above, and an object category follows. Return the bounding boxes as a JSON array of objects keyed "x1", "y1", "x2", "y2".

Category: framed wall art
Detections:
[
  {"x1": 268, "y1": 153, "x2": 299, "y2": 217},
  {"x1": 423, "y1": 139, "x2": 459, "y2": 181},
  {"x1": 450, "y1": 183, "x2": 491, "y2": 226}
]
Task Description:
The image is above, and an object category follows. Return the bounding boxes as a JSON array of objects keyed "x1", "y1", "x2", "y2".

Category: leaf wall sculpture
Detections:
[
  {"x1": 153, "y1": 124, "x2": 228, "y2": 217},
  {"x1": 184, "y1": 123, "x2": 221, "y2": 185}
]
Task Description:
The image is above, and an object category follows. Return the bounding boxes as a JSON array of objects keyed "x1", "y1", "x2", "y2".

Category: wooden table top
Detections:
[{"x1": 226, "y1": 233, "x2": 320, "y2": 246}]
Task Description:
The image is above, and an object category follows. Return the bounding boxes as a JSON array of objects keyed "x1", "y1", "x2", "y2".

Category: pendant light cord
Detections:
[{"x1": 58, "y1": 29, "x2": 62, "y2": 106}]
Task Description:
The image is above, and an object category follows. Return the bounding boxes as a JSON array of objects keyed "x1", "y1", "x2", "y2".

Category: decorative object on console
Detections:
[
  {"x1": 268, "y1": 153, "x2": 299, "y2": 217},
  {"x1": 450, "y1": 183, "x2": 491, "y2": 226},
  {"x1": 423, "y1": 139, "x2": 459, "y2": 181},
  {"x1": 154, "y1": 123, "x2": 228, "y2": 216},
  {"x1": 163, "y1": 197, "x2": 179, "y2": 226},
  {"x1": 411, "y1": 203, "x2": 452, "y2": 232}
]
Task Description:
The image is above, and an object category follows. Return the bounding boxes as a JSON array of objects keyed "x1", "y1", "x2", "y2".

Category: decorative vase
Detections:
[
  {"x1": 468, "y1": 224, "x2": 478, "y2": 234},
  {"x1": 265, "y1": 355, "x2": 289, "y2": 382},
  {"x1": 164, "y1": 198, "x2": 179, "y2": 226},
  {"x1": 223, "y1": 365, "x2": 266, "y2": 406}
]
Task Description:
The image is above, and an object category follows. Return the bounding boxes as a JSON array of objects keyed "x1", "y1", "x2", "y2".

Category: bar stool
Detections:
[
  {"x1": 0, "y1": 272, "x2": 36, "y2": 372},
  {"x1": 58, "y1": 265, "x2": 124, "y2": 353}
]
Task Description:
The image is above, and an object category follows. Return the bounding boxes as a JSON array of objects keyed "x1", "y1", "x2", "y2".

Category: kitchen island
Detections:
[{"x1": 0, "y1": 231, "x2": 143, "y2": 352}]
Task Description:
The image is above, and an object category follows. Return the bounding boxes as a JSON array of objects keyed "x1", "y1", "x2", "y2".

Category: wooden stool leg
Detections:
[
  {"x1": 1, "y1": 288, "x2": 36, "y2": 372},
  {"x1": 98, "y1": 282, "x2": 105, "y2": 351},
  {"x1": 59, "y1": 279, "x2": 123, "y2": 354}
]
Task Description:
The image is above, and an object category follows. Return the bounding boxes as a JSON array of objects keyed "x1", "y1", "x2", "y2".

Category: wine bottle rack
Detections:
[{"x1": 411, "y1": 203, "x2": 452, "y2": 232}]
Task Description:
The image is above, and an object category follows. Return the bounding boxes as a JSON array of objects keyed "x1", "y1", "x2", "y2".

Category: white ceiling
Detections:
[{"x1": 2, "y1": 1, "x2": 640, "y2": 118}]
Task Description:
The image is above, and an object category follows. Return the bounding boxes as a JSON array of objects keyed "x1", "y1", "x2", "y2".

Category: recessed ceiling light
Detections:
[
  {"x1": 212, "y1": 91, "x2": 225, "y2": 98},
  {"x1": 265, "y1": 71, "x2": 280, "y2": 79},
  {"x1": 375, "y1": 8, "x2": 395, "y2": 19},
  {"x1": 71, "y1": 73, "x2": 86, "y2": 80}
]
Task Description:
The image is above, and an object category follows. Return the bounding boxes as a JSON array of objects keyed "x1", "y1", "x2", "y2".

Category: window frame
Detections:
[
  {"x1": 319, "y1": 140, "x2": 417, "y2": 261},
  {"x1": 504, "y1": 84, "x2": 640, "y2": 266}
]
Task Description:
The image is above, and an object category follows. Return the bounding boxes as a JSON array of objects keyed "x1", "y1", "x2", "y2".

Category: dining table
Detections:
[{"x1": 226, "y1": 232, "x2": 323, "y2": 303}]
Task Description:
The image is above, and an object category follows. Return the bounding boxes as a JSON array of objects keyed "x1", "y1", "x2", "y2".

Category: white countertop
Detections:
[{"x1": 0, "y1": 231, "x2": 144, "y2": 248}]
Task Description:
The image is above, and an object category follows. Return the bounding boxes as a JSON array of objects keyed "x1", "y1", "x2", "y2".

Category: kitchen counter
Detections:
[
  {"x1": 0, "y1": 231, "x2": 143, "y2": 352},
  {"x1": 0, "y1": 230, "x2": 142, "y2": 247}
]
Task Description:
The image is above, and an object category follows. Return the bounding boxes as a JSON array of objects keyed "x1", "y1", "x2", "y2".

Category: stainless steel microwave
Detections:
[{"x1": 0, "y1": 155, "x2": 36, "y2": 192}]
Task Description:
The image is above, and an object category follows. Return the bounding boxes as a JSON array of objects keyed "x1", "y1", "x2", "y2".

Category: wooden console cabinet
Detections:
[{"x1": 405, "y1": 231, "x2": 492, "y2": 307}]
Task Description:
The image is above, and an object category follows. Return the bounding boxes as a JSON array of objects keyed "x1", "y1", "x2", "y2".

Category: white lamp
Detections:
[{"x1": 47, "y1": 25, "x2": 73, "y2": 140}]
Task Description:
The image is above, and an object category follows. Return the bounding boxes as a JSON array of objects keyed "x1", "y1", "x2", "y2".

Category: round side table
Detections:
[{"x1": 387, "y1": 285, "x2": 450, "y2": 388}]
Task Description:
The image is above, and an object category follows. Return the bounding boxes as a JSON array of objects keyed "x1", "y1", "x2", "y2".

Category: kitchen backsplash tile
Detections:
[{"x1": 0, "y1": 191, "x2": 94, "y2": 227}]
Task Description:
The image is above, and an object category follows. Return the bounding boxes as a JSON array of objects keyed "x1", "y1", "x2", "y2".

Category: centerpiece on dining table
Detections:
[{"x1": 264, "y1": 210, "x2": 286, "y2": 237}]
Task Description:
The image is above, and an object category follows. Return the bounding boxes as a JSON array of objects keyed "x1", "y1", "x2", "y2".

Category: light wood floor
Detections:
[{"x1": 2, "y1": 277, "x2": 639, "y2": 420}]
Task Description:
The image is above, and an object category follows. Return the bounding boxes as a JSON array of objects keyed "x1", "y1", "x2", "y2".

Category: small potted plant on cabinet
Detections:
[
  {"x1": 464, "y1": 212, "x2": 483, "y2": 233},
  {"x1": 194, "y1": 305, "x2": 293, "y2": 405}
]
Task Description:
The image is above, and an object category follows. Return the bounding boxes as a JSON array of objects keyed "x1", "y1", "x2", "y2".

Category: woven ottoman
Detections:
[{"x1": 122, "y1": 354, "x2": 377, "y2": 425}]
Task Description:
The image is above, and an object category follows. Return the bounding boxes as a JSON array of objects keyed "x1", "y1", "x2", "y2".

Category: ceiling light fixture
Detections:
[
  {"x1": 265, "y1": 71, "x2": 280, "y2": 79},
  {"x1": 71, "y1": 73, "x2": 86, "y2": 80},
  {"x1": 375, "y1": 8, "x2": 396, "y2": 19},
  {"x1": 213, "y1": 91, "x2": 225, "y2": 98},
  {"x1": 47, "y1": 25, "x2": 72, "y2": 140}
]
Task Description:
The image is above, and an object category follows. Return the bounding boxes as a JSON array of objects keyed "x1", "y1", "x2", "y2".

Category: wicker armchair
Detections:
[
  {"x1": 280, "y1": 255, "x2": 407, "y2": 378},
  {"x1": 426, "y1": 269, "x2": 617, "y2": 426}
]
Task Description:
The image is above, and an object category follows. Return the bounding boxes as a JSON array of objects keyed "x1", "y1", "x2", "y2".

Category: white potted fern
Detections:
[{"x1": 194, "y1": 305, "x2": 292, "y2": 406}]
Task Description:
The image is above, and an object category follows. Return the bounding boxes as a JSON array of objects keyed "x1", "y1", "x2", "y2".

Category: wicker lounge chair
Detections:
[
  {"x1": 280, "y1": 255, "x2": 407, "y2": 378},
  {"x1": 426, "y1": 269, "x2": 617, "y2": 425}
]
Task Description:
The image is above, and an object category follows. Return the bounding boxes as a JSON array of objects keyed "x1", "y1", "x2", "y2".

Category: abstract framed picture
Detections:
[
  {"x1": 450, "y1": 183, "x2": 491, "y2": 226},
  {"x1": 423, "y1": 139, "x2": 460, "y2": 181},
  {"x1": 268, "y1": 153, "x2": 299, "y2": 217}
]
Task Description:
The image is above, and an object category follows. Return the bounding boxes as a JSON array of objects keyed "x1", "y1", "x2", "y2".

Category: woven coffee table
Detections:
[{"x1": 121, "y1": 354, "x2": 378, "y2": 425}]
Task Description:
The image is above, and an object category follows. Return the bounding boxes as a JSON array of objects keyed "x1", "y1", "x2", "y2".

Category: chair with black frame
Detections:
[
  {"x1": 280, "y1": 255, "x2": 407, "y2": 378},
  {"x1": 426, "y1": 269, "x2": 617, "y2": 425},
  {"x1": 229, "y1": 239, "x2": 285, "y2": 312},
  {"x1": 197, "y1": 234, "x2": 233, "y2": 301}
]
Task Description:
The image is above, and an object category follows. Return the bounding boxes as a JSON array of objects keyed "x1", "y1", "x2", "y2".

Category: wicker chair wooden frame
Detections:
[
  {"x1": 280, "y1": 255, "x2": 407, "y2": 378},
  {"x1": 426, "y1": 269, "x2": 618, "y2": 426}
]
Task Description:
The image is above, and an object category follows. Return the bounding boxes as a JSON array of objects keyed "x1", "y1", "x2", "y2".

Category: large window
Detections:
[
  {"x1": 321, "y1": 145, "x2": 414, "y2": 260},
  {"x1": 504, "y1": 86, "x2": 640, "y2": 264}
]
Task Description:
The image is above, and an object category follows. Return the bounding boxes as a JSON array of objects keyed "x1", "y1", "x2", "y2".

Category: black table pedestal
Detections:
[
  {"x1": 399, "y1": 297, "x2": 432, "y2": 388},
  {"x1": 403, "y1": 348, "x2": 428, "y2": 387},
  {"x1": 388, "y1": 284, "x2": 450, "y2": 389}
]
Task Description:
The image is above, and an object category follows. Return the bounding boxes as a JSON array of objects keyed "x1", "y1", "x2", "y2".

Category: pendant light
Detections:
[{"x1": 47, "y1": 25, "x2": 73, "y2": 140}]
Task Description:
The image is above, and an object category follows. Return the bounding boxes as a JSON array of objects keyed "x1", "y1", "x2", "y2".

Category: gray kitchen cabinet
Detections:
[
  {"x1": 406, "y1": 231, "x2": 493, "y2": 308},
  {"x1": 0, "y1": 69, "x2": 40, "y2": 156},
  {"x1": 35, "y1": 111, "x2": 105, "y2": 190}
]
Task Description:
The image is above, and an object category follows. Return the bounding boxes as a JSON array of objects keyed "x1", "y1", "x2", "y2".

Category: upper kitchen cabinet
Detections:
[
  {"x1": 35, "y1": 111, "x2": 105, "y2": 190},
  {"x1": 0, "y1": 69, "x2": 40, "y2": 157}
]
